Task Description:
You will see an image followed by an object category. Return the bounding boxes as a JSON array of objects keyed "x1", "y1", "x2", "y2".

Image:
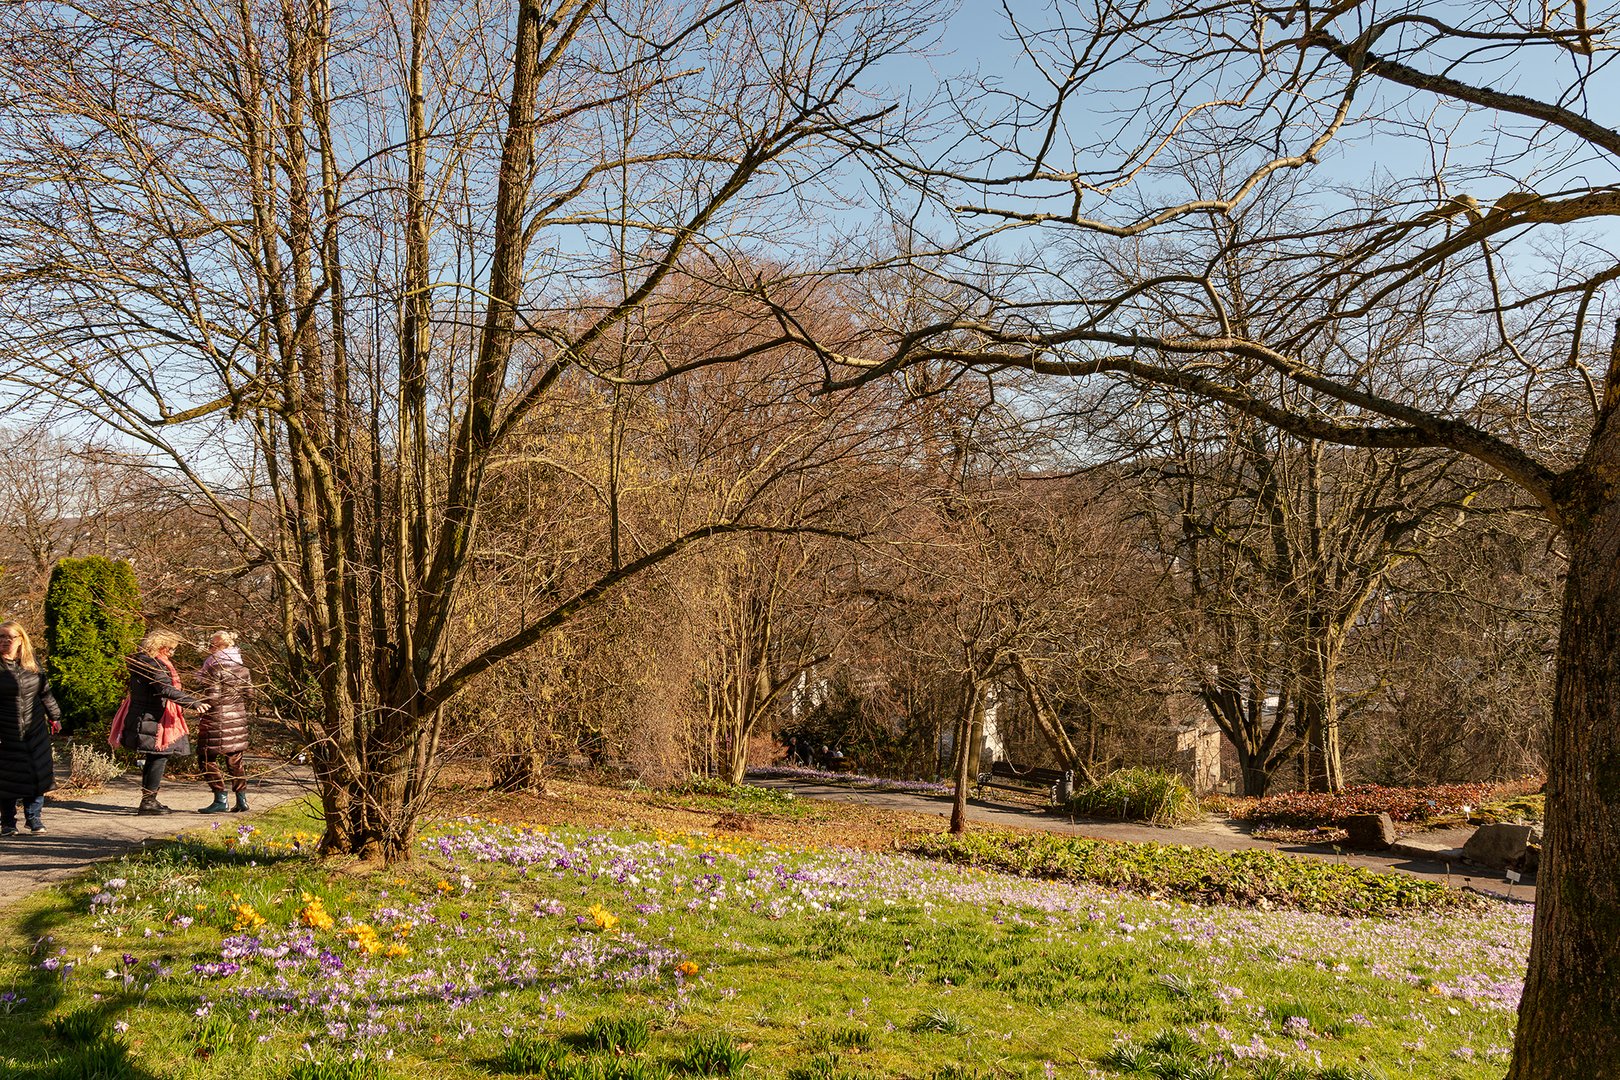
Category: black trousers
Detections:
[{"x1": 141, "y1": 754, "x2": 168, "y2": 794}]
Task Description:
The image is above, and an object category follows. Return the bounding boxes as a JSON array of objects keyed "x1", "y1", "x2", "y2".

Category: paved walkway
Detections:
[
  {"x1": 0, "y1": 763, "x2": 316, "y2": 911},
  {"x1": 0, "y1": 767, "x2": 1532, "y2": 912},
  {"x1": 752, "y1": 777, "x2": 1536, "y2": 905}
]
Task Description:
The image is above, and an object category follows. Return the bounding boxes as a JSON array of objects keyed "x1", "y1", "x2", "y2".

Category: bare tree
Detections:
[
  {"x1": 1354, "y1": 504, "x2": 1558, "y2": 785},
  {"x1": 0, "y1": 431, "x2": 279, "y2": 653},
  {"x1": 610, "y1": 282, "x2": 910, "y2": 783},
  {"x1": 823, "y1": 2, "x2": 1618, "y2": 1072},
  {"x1": 0, "y1": 0, "x2": 941, "y2": 861},
  {"x1": 1134, "y1": 402, "x2": 1482, "y2": 794},
  {"x1": 982, "y1": 476, "x2": 1167, "y2": 783},
  {"x1": 696, "y1": 535, "x2": 831, "y2": 783},
  {"x1": 0, "y1": 433, "x2": 169, "y2": 615}
]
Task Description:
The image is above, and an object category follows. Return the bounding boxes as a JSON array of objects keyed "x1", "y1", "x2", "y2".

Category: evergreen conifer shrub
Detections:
[{"x1": 43, "y1": 556, "x2": 144, "y2": 737}]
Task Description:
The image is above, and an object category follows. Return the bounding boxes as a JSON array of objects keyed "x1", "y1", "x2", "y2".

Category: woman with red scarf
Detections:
[{"x1": 120, "y1": 629, "x2": 207, "y2": 815}]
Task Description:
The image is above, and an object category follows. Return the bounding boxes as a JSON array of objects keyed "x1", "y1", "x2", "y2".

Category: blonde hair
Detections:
[
  {"x1": 0, "y1": 620, "x2": 39, "y2": 673},
  {"x1": 210, "y1": 630, "x2": 236, "y2": 648},
  {"x1": 140, "y1": 628, "x2": 182, "y2": 655}
]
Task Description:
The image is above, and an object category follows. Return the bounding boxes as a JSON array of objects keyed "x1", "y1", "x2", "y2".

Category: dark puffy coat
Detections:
[
  {"x1": 0, "y1": 659, "x2": 60, "y2": 800},
  {"x1": 120, "y1": 652, "x2": 198, "y2": 757},
  {"x1": 196, "y1": 655, "x2": 252, "y2": 755}
]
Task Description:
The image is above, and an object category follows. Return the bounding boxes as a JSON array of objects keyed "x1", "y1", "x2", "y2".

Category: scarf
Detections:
[{"x1": 155, "y1": 653, "x2": 188, "y2": 750}]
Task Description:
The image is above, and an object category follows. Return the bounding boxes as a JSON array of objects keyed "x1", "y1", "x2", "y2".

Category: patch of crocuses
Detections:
[
  {"x1": 746, "y1": 764, "x2": 953, "y2": 794},
  {"x1": 42, "y1": 817, "x2": 1529, "y2": 1076}
]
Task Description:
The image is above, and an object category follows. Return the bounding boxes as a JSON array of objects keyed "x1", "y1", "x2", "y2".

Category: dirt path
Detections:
[
  {"x1": 0, "y1": 762, "x2": 316, "y2": 912},
  {"x1": 751, "y1": 776, "x2": 1535, "y2": 905}
]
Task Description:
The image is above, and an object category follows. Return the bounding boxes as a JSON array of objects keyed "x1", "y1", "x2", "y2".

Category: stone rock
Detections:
[
  {"x1": 1343, "y1": 812, "x2": 1396, "y2": 850},
  {"x1": 1520, "y1": 842, "x2": 1540, "y2": 875},
  {"x1": 1518, "y1": 825, "x2": 1543, "y2": 874},
  {"x1": 1462, "y1": 823, "x2": 1537, "y2": 869}
]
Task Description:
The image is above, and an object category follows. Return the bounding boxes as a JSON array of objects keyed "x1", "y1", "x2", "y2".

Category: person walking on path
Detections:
[
  {"x1": 118, "y1": 629, "x2": 206, "y2": 816},
  {"x1": 194, "y1": 630, "x2": 252, "y2": 813},
  {"x1": 0, "y1": 620, "x2": 61, "y2": 836}
]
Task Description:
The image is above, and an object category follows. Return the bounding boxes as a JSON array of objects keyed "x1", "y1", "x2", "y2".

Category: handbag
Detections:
[{"x1": 109, "y1": 654, "x2": 192, "y2": 751}]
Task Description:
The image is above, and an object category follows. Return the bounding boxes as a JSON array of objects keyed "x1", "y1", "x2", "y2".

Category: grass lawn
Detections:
[{"x1": 0, "y1": 780, "x2": 1527, "y2": 1079}]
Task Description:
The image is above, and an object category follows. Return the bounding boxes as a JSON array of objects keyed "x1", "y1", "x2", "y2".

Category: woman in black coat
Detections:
[
  {"x1": 121, "y1": 629, "x2": 206, "y2": 816},
  {"x1": 0, "y1": 620, "x2": 61, "y2": 836}
]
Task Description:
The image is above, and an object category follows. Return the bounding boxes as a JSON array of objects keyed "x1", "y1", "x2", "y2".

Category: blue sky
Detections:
[{"x1": 894, "y1": 3, "x2": 1618, "y2": 211}]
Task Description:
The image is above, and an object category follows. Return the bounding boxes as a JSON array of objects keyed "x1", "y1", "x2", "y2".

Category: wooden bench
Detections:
[{"x1": 975, "y1": 760, "x2": 1073, "y2": 801}]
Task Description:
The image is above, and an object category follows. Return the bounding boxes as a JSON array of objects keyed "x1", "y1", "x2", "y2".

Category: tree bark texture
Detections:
[
  {"x1": 1296, "y1": 636, "x2": 1345, "y2": 794},
  {"x1": 949, "y1": 713, "x2": 971, "y2": 834},
  {"x1": 1510, "y1": 478, "x2": 1620, "y2": 1078},
  {"x1": 1199, "y1": 673, "x2": 1294, "y2": 798}
]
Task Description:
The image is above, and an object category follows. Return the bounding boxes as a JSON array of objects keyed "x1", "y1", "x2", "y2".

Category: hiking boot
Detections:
[
  {"x1": 198, "y1": 791, "x2": 230, "y2": 814},
  {"x1": 137, "y1": 795, "x2": 173, "y2": 816}
]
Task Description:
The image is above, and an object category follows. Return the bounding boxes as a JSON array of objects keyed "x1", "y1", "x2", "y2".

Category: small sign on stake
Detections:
[{"x1": 1506, "y1": 869, "x2": 1522, "y2": 884}]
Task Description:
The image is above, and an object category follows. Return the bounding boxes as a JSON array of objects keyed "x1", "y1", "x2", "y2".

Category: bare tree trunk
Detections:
[
  {"x1": 725, "y1": 661, "x2": 771, "y2": 786},
  {"x1": 1011, "y1": 655, "x2": 1088, "y2": 779},
  {"x1": 1295, "y1": 634, "x2": 1346, "y2": 793},
  {"x1": 965, "y1": 688, "x2": 988, "y2": 783},
  {"x1": 1199, "y1": 676, "x2": 1295, "y2": 797},
  {"x1": 949, "y1": 714, "x2": 972, "y2": 834},
  {"x1": 949, "y1": 678, "x2": 982, "y2": 834},
  {"x1": 1237, "y1": 760, "x2": 1271, "y2": 798},
  {"x1": 1510, "y1": 482, "x2": 1620, "y2": 1078}
]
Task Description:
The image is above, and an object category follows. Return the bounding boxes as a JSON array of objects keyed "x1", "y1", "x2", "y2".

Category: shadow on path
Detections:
[{"x1": 0, "y1": 764, "x2": 316, "y2": 911}]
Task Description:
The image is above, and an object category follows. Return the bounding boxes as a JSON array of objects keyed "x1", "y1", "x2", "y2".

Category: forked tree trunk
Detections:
[
  {"x1": 309, "y1": 681, "x2": 437, "y2": 863},
  {"x1": 1510, "y1": 489, "x2": 1620, "y2": 1078},
  {"x1": 1237, "y1": 757, "x2": 1272, "y2": 798},
  {"x1": 1012, "y1": 656, "x2": 1088, "y2": 780},
  {"x1": 1227, "y1": 724, "x2": 1276, "y2": 798},
  {"x1": 1296, "y1": 639, "x2": 1345, "y2": 794},
  {"x1": 725, "y1": 682, "x2": 760, "y2": 785},
  {"x1": 1199, "y1": 678, "x2": 1291, "y2": 797}
]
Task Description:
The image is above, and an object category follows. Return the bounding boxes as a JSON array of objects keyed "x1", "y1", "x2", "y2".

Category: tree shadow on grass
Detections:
[
  {"x1": 146, "y1": 832, "x2": 312, "y2": 870},
  {"x1": 0, "y1": 835, "x2": 309, "y2": 1078},
  {"x1": 0, "y1": 901, "x2": 166, "y2": 1079}
]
